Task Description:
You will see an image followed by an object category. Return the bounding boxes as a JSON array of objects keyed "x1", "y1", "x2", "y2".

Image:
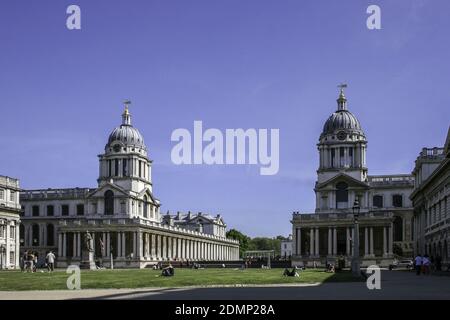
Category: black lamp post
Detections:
[{"x1": 351, "y1": 199, "x2": 361, "y2": 277}]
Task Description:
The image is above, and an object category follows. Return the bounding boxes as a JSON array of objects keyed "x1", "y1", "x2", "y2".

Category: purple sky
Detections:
[{"x1": 1, "y1": 0, "x2": 449, "y2": 237}]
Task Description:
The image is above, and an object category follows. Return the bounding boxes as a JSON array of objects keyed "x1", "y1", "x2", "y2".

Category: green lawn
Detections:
[{"x1": 0, "y1": 268, "x2": 359, "y2": 291}]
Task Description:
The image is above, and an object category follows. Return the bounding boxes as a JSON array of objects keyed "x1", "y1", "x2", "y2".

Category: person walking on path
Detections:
[
  {"x1": 46, "y1": 251, "x2": 56, "y2": 272},
  {"x1": 414, "y1": 254, "x2": 423, "y2": 275}
]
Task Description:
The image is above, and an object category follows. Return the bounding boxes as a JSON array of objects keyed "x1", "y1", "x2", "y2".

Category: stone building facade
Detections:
[
  {"x1": 291, "y1": 88, "x2": 414, "y2": 268},
  {"x1": 0, "y1": 175, "x2": 21, "y2": 269},
  {"x1": 411, "y1": 128, "x2": 450, "y2": 267},
  {"x1": 20, "y1": 105, "x2": 239, "y2": 268}
]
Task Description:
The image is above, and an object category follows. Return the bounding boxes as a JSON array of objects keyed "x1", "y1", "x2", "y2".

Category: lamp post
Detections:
[{"x1": 351, "y1": 199, "x2": 361, "y2": 277}]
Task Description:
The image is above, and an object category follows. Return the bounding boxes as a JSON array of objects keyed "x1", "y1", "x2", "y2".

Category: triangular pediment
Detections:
[
  {"x1": 316, "y1": 173, "x2": 369, "y2": 190},
  {"x1": 137, "y1": 188, "x2": 160, "y2": 205},
  {"x1": 87, "y1": 182, "x2": 129, "y2": 198}
]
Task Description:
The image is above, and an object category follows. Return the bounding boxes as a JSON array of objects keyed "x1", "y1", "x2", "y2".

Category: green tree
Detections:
[{"x1": 226, "y1": 229, "x2": 250, "y2": 258}]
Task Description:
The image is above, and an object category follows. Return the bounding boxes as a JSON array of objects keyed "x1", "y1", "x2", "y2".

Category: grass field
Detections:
[{"x1": 0, "y1": 268, "x2": 360, "y2": 291}]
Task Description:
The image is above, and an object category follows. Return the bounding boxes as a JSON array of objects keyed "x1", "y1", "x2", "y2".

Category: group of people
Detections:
[
  {"x1": 414, "y1": 254, "x2": 434, "y2": 275},
  {"x1": 20, "y1": 250, "x2": 56, "y2": 273}
]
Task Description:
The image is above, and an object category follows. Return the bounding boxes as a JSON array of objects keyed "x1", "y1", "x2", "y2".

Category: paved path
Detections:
[{"x1": 1, "y1": 271, "x2": 449, "y2": 300}]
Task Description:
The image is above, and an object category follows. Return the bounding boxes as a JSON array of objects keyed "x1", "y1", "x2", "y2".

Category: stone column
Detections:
[
  {"x1": 315, "y1": 227, "x2": 319, "y2": 256},
  {"x1": 383, "y1": 227, "x2": 387, "y2": 256},
  {"x1": 309, "y1": 229, "x2": 314, "y2": 256},
  {"x1": 333, "y1": 227, "x2": 337, "y2": 256},
  {"x1": 5, "y1": 222, "x2": 10, "y2": 268},
  {"x1": 106, "y1": 232, "x2": 111, "y2": 257},
  {"x1": 156, "y1": 235, "x2": 161, "y2": 259},
  {"x1": 122, "y1": 232, "x2": 126, "y2": 257},
  {"x1": 117, "y1": 232, "x2": 122, "y2": 258},
  {"x1": 296, "y1": 228, "x2": 302, "y2": 256},
  {"x1": 15, "y1": 222, "x2": 20, "y2": 268},
  {"x1": 369, "y1": 227, "x2": 374, "y2": 256},
  {"x1": 72, "y1": 233, "x2": 77, "y2": 258},
  {"x1": 328, "y1": 228, "x2": 332, "y2": 256},
  {"x1": 364, "y1": 227, "x2": 369, "y2": 256},
  {"x1": 346, "y1": 227, "x2": 350, "y2": 256},
  {"x1": 133, "y1": 232, "x2": 137, "y2": 257},
  {"x1": 151, "y1": 234, "x2": 156, "y2": 258},
  {"x1": 77, "y1": 233, "x2": 81, "y2": 258},
  {"x1": 162, "y1": 236, "x2": 167, "y2": 260},
  {"x1": 137, "y1": 231, "x2": 143, "y2": 259},
  {"x1": 389, "y1": 224, "x2": 393, "y2": 255},
  {"x1": 145, "y1": 233, "x2": 150, "y2": 258},
  {"x1": 167, "y1": 237, "x2": 172, "y2": 260},
  {"x1": 187, "y1": 239, "x2": 191, "y2": 259},
  {"x1": 177, "y1": 238, "x2": 182, "y2": 259},
  {"x1": 62, "y1": 233, "x2": 67, "y2": 257},
  {"x1": 102, "y1": 233, "x2": 106, "y2": 257},
  {"x1": 58, "y1": 233, "x2": 63, "y2": 257},
  {"x1": 43, "y1": 223, "x2": 47, "y2": 247}
]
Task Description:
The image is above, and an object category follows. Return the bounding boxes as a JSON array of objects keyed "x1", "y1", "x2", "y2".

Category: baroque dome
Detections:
[
  {"x1": 106, "y1": 105, "x2": 146, "y2": 150},
  {"x1": 321, "y1": 88, "x2": 365, "y2": 137}
]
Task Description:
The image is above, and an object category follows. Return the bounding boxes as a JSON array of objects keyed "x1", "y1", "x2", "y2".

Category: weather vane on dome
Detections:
[
  {"x1": 337, "y1": 83, "x2": 347, "y2": 93},
  {"x1": 123, "y1": 100, "x2": 131, "y2": 113}
]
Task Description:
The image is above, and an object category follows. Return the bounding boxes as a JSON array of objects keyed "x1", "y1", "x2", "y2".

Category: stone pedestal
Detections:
[{"x1": 80, "y1": 250, "x2": 96, "y2": 270}]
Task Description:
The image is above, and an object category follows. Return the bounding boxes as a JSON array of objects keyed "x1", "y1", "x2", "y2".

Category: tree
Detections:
[{"x1": 226, "y1": 229, "x2": 250, "y2": 258}]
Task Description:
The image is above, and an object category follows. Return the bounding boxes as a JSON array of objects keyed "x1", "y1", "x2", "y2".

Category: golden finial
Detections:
[{"x1": 123, "y1": 100, "x2": 131, "y2": 115}]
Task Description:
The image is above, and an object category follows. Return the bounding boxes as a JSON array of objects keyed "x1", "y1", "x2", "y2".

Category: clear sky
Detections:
[{"x1": 0, "y1": 0, "x2": 449, "y2": 237}]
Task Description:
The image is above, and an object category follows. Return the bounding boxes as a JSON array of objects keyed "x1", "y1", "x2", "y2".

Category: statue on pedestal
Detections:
[{"x1": 80, "y1": 231, "x2": 96, "y2": 270}]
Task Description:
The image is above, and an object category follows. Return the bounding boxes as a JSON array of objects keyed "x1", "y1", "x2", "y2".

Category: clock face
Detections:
[
  {"x1": 113, "y1": 144, "x2": 121, "y2": 152},
  {"x1": 337, "y1": 131, "x2": 347, "y2": 141}
]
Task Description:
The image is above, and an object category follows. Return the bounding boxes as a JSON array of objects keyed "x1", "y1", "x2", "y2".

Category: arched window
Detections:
[
  {"x1": 143, "y1": 195, "x2": 148, "y2": 218},
  {"x1": 393, "y1": 216, "x2": 403, "y2": 242},
  {"x1": 104, "y1": 190, "x2": 114, "y2": 215},
  {"x1": 47, "y1": 224, "x2": 55, "y2": 246},
  {"x1": 32, "y1": 224, "x2": 40, "y2": 246},
  {"x1": 336, "y1": 182, "x2": 348, "y2": 209},
  {"x1": 373, "y1": 195, "x2": 383, "y2": 208}
]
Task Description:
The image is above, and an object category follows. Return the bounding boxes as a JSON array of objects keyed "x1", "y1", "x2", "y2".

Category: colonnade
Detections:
[
  {"x1": 294, "y1": 225, "x2": 393, "y2": 257},
  {"x1": 57, "y1": 230, "x2": 239, "y2": 261}
]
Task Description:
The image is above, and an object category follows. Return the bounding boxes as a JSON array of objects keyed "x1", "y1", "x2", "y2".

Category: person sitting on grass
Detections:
[
  {"x1": 161, "y1": 264, "x2": 175, "y2": 277},
  {"x1": 283, "y1": 267, "x2": 300, "y2": 277},
  {"x1": 325, "y1": 263, "x2": 335, "y2": 273}
]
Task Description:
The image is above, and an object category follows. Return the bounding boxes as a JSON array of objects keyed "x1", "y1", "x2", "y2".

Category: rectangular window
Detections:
[
  {"x1": 373, "y1": 195, "x2": 383, "y2": 208},
  {"x1": 0, "y1": 225, "x2": 5, "y2": 238},
  {"x1": 108, "y1": 160, "x2": 112, "y2": 177},
  {"x1": 76, "y1": 204, "x2": 84, "y2": 216},
  {"x1": 0, "y1": 189, "x2": 4, "y2": 200},
  {"x1": 10, "y1": 226, "x2": 15, "y2": 239},
  {"x1": 61, "y1": 205, "x2": 69, "y2": 216},
  {"x1": 32, "y1": 205, "x2": 40, "y2": 217},
  {"x1": 47, "y1": 205, "x2": 54, "y2": 217},
  {"x1": 393, "y1": 195, "x2": 403, "y2": 208},
  {"x1": 9, "y1": 191, "x2": 15, "y2": 202}
]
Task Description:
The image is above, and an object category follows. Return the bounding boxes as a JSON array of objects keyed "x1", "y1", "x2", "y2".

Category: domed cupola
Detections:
[
  {"x1": 106, "y1": 102, "x2": 147, "y2": 152},
  {"x1": 320, "y1": 86, "x2": 365, "y2": 140},
  {"x1": 98, "y1": 102, "x2": 153, "y2": 193},
  {"x1": 316, "y1": 85, "x2": 368, "y2": 185}
]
